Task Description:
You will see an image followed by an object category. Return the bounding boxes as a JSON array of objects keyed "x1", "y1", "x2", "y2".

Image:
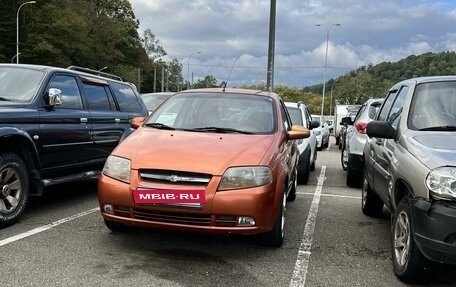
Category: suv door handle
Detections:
[
  {"x1": 115, "y1": 118, "x2": 120, "y2": 123},
  {"x1": 80, "y1": 118, "x2": 88, "y2": 123}
]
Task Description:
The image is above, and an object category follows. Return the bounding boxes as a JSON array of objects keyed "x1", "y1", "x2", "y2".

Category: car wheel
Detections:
[
  {"x1": 391, "y1": 198, "x2": 438, "y2": 284},
  {"x1": 361, "y1": 171, "x2": 383, "y2": 217},
  {"x1": 0, "y1": 153, "x2": 30, "y2": 228},
  {"x1": 104, "y1": 219, "x2": 127, "y2": 232},
  {"x1": 341, "y1": 145, "x2": 348, "y2": 171},
  {"x1": 288, "y1": 168, "x2": 298, "y2": 201},
  {"x1": 310, "y1": 148, "x2": 316, "y2": 171},
  {"x1": 260, "y1": 190, "x2": 286, "y2": 247},
  {"x1": 298, "y1": 154, "x2": 310, "y2": 185}
]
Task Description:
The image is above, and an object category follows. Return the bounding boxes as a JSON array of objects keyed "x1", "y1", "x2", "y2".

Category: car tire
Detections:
[
  {"x1": 391, "y1": 198, "x2": 438, "y2": 284},
  {"x1": 104, "y1": 219, "x2": 127, "y2": 232},
  {"x1": 260, "y1": 190, "x2": 286, "y2": 248},
  {"x1": 310, "y1": 147, "x2": 317, "y2": 171},
  {"x1": 323, "y1": 136, "x2": 329, "y2": 148},
  {"x1": 361, "y1": 172, "x2": 383, "y2": 217},
  {"x1": 288, "y1": 168, "x2": 298, "y2": 201},
  {"x1": 341, "y1": 145, "x2": 348, "y2": 171},
  {"x1": 298, "y1": 154, "x2": 310, "y2": 185},
  {"x1": 0, "y1": 153, "x2": 30, "y2": 228},
  {"x1": 346, "y1": 164, "x2": 361, "y2": 187}
]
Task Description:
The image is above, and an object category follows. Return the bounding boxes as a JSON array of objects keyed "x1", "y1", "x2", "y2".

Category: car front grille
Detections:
[{"x1": 139, "y1": 169, "x2": 211, "y2": 186}]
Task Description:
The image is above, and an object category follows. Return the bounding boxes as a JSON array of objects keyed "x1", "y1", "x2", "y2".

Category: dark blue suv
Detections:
[{"x1": 0, "y1": 64, "x2": 148, "y2": 227}]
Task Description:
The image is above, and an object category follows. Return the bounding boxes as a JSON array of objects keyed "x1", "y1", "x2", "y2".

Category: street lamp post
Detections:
[
  {"x1": 316, "y1": 23, "x2": 340, "y2": 116},
  {"x1": 187, "y1": 51, "x2": 201, "y2": 89},
  {"x1": 16, "y1": 1, "x2": 36, "y2": 64}
]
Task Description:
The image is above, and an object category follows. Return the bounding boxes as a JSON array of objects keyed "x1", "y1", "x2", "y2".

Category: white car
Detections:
[
  {"x1": 286, "y1": 102, "x2": 319, "y2": 183},
  {"x1": 311, "y1": 114, "x2": 330, "y2": 150},
  {"x1": 341, "y1": 98, "x2": 384, "y2": 187}
]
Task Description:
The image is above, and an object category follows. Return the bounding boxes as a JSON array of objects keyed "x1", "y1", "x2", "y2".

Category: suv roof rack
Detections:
[{"x1": 66, "y1": 66, "x2": 123, "y2": 81}]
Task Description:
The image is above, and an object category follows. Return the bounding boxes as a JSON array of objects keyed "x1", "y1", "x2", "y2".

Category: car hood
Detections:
[
  {"x1": 115, "y1": 128, "x2": 278, "y2": 176},
  {"x1": 406, "y1": 132, "x2": 456, "y2": 168}
]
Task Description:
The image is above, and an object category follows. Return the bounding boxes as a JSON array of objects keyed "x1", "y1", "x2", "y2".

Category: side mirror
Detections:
[
  {"x1": 310, "y1": 120, "x2": 320, "y2": 130},
  {"x1": 366, "y1": 121, "x2": 395, "y2": 139},
  {"x1": 341, "y1": 116, "x2": 353, "y2": 126},
  {"x1": 130, "y1": 117, "x2": 146, "y2": 129},
  {"x1": 48, "y1": 88, "x2": 62, "y2": 107},
  {"x1": 288, "y1": 125, "x2": 310, "y2": 140}
]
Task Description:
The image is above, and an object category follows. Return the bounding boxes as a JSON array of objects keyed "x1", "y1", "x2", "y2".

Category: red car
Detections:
[{"x1": 98, "y1": 88, "x2": 309, "y2": 247}]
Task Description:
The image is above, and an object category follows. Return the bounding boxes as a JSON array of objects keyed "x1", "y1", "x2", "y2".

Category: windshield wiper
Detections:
[
  {"x1": 0, "y1": 97, "x2": 13, "y2": 102},
  {"x1": 191, "y1": 127, "x2": 254, "y2": 134},
  {"x1": 144, "y1": 122, "x2": 175, "y2": 130},
  {"x1": 419, "y1": 126, "x2": 456, "y2": 131}
]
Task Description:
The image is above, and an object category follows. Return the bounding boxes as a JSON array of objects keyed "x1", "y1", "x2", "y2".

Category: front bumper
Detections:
[
  {"x1": 98, "y1": 174, "x2": 281, "y2": 236},
  {"x1": 412, "y1": 199, "x2": 456, "y2": 265}
]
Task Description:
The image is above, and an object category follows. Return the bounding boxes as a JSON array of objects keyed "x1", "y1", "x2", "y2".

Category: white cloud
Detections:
[{"x1": 130, "y1": 0, "x2": 456, "y2": 88}]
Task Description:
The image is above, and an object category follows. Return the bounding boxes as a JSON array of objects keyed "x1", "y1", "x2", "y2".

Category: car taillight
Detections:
[{"x1": 356, "y1": 122, "x2": 368, "y2": 134}]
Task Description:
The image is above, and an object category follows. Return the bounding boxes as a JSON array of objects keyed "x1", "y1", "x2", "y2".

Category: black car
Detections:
[{"x1": 0, "y1": 64, "x2": 148, "y2": 227}]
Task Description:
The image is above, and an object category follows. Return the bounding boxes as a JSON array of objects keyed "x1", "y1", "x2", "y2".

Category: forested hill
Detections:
[{"x1": 303, "y1": 51, "x2": 456, "y2": 104}]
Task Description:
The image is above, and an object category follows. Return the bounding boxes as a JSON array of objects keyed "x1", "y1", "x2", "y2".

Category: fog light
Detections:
[
  {"x1": 237, "y1": 216, "x2": 255, "y2": 226},
  {"x1": 103, "y1": 204, "x2": 114, "y2": 214}
]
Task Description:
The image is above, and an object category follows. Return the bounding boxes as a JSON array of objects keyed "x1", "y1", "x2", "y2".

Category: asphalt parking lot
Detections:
[{"x1": 1, "y1": 137, "x2": 455, "y2": 287}]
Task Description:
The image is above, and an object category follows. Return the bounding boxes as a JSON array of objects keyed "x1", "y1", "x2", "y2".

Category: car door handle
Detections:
[
  {"x1": 115, "y1": 118, "x2": 120, "y2": 123},
  {"x1": 80, "y1": 118, "x2": 88, "y2": 123}
]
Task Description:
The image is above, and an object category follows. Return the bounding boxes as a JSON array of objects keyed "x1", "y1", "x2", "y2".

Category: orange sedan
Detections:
[{"x1": 98, "y1": 88, "x2": 309, "y2": 247}]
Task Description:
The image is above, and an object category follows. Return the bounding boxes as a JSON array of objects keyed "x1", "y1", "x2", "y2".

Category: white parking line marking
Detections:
[
  {"x1": 0, "y1": 207, "x2": 100, "y2": 247},
  {"x1": 289, "y1": 166, "x2": 326, "y2": 287},
  {"x1": 298, "y1": 192, "x2": 361, "y2": 200}
]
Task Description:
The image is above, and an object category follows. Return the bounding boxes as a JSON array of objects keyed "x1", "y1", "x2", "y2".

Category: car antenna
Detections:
[{"x1": 222, "y1": 57, "x2": 237, "y2": 92}]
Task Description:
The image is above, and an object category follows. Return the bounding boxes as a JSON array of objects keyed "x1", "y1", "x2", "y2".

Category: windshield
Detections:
[
  {"x1": 147, "y1": 92, "x2": 276, "y2": 134},
  {"x1": 0, "y1": 67, "x2": 44, "y2": 102},
  {"x1": 409, "y1": 81, "x2": 456, "y2": 131}
]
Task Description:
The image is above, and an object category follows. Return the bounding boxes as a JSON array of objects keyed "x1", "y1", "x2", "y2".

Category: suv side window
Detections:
[
  {"x1": 47, "y1": 75, "x2": 83, "y2": 109},
  {"x1": 110, "y1": 82, "x2": 142, "y2": 113},
  {"x1": 82, "y1": 83, "x2": 114, "y2": 111},
  {"x1": 387, "y1": 86, "x2": 408, "y2": 128}
]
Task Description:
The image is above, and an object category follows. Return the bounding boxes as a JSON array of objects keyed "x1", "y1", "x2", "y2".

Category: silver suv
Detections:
[
  {"x1": 341, "y1": 98, "x2": 383, "y2": 187},
  {"x1": 362, "y1": 76, "x2": 456, "y2": 284},
  {"x1": 285, "y1": 101, "x2": 319, "y2": 184}
]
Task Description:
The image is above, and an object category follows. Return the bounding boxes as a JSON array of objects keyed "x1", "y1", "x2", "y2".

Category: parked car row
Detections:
[
  {"x1": 1, "y1": 62, "x2": 329, "y2": 248},
  {"x1": 340, "y1": 76, "x2": 456, "y2": 284},
  {"x1": 311, "y1": 114, "x2": 330, "y2": 150}
]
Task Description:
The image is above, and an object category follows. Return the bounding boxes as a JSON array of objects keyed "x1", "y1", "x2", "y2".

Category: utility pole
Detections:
[{"x1": 266, "y1": 0, "x2": 276, "y2": 92}]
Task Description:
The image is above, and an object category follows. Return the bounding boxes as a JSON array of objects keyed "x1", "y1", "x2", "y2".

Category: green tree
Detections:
[{"x1": 193, "y1": 75, "x2": 218, "y2": 88}]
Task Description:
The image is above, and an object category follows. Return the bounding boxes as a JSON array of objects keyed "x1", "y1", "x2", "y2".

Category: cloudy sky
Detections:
[{"x1": 129, "y1": 0, "x2": 456, "y2": 88}]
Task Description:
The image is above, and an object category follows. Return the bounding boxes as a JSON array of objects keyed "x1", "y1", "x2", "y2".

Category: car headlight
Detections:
[
  {"x1": 426, "y1": 166, "x2": 456, "y2": 200},
  {"x1": 218, "y1": 166, "x2": 272, "y2": 191},
  {"x1": 102, "y1": 155, "x2": 131, "y2": 183}
]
